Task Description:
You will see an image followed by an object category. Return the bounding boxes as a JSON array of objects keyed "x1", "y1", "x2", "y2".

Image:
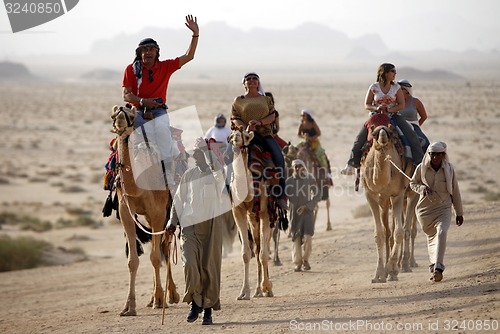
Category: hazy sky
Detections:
[{"x1": 1, "y1": 0, "x2": 499, "y2": 58}]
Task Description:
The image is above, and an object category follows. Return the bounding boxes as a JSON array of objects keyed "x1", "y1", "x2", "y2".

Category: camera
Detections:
[{"x1": 153, "y1": 98, "x2": 163, "y2": 104}]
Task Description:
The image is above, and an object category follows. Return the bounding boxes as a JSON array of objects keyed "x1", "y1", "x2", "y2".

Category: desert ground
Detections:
[{"x1": 0, "y1": 77, "x2": 499, "y2": 334}]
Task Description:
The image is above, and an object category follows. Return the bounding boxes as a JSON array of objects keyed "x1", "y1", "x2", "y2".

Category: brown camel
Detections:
[
  {"x1": 361, "y1": 124, "x2": 410, "y2": 283},
  {"x1": 228, "y1": 127, "x2": 274, "y2": 299},
  {"x1": 283, "y1": 142, "x2": 332, "y2": 231},
  {"x1": 110, "y1": 105, "x2": 179, "y2": 316}
]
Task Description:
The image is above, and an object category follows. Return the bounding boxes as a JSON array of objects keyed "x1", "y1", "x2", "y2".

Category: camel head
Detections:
[
  {"x1": 228, "y1": 126, "x2": 254, "y2": 148},
  {"x1": 282, "y1": 142, "x2": 298, "y2": 160},
  {"x1": 111, "y1": 105, "x2": 136, "y2": 136},
  {"x1": 371, "y1": 125, "x2": 392, "y2": 149}
]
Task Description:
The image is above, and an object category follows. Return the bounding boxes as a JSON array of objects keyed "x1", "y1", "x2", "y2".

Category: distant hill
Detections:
[
  {"x1": 80, "y1": 69, "x2": 122, "y2": 81},
  {"x1": 13, "y1": 23, "x2": 500, "y2": 81},
  {"x1": 0, "y1": 61, "x2": 35, "y2": 80},
  {"x1": 397, "y1": 67, "x2": 465, "y2": 81}
]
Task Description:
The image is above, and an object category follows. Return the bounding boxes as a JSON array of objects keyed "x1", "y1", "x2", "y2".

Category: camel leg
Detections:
[
  {"x1": 381, "y1": 200, "x2": 391, "y2": 265},
  {"x1": 164, "y1": 234, "x2": 180, "y2": 304},
  {"x1": 325, "y1": 197, "x2": 332, "y2": 231},
  {"x1": 401, "y1": 190, "x2": 417, "y2": 272},
  {"x1": 387, "y1": 194, "x2": 405, "y2": 281},
  {"x1": 248, "y1": 214, "x2": 263, "y2": 297},
  {"x1": 233, "y1": 206, "x2": 252, "y2": 300},
  {"x1": 272, "y1": 225, "x2": 282, "y2": 266},
  {"x1": 366, "y1": 194, "x2": 386, "y2": 283},
  {"x1": 146, "y1": 233, "x2": 166, "y2": 309},
  {"x1": 259, "y1": 211, "x2": 274, "y2": 297},
  {"x1": 119, "y1": 204, "x2": 139, "y2": 316}
]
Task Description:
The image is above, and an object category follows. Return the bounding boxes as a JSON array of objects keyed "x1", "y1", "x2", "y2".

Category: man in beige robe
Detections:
[
  {"x1": 168, "y1": 139, "x2": 230, "y2": 325},
  {"x1": 410, "y1": 141, "x2": 464, "y2": 282}
]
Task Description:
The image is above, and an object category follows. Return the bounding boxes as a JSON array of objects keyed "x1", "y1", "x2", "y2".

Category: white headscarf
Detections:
[
  {"x1": 243, "y1": 72, "x2": 265, "y2": 96},
  {"x1": 301, "y1": 109, "x2": 313, "y2": 118},
  {"x1": 421, "y1": 141, "x2": 453, "y2": 195},
  {"x1": 397, "y1": 79, "x2": 413, "y2": 96},
  {"x1": 291, "y1": 159, "x2": 306, "y2": 168}
]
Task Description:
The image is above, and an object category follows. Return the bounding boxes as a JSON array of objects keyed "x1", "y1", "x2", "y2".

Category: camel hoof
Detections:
[
  {"x1": 254, "y1": 290, "x2": 264, "y2": 298},
  {"x1": 237, "y1": 294, "x2": 250, "y2": 300},
  {"x1": 388, "y1": 274, "x2": 399, "y2": 281},
  {"x1": 120, "y1": 309, "x2": 137, "y2": 316},
  {"x1": 401, "y1": 266, "x2": 412, "y2": 273},
  {"x1": 410, "y1": 261, "x2": 419, "y2": 268},
  {"x1": 371, "y1": 277, "x2": 387, "y2": 283},
  {"x1": 168, "y1": 291, "x2": 180, "y2": 304},
  {"x1": 326, "y1": 224, "x2": 332, "y2": 231},
  {"x1": 265, "y1": 291, "x2": 274, "y2": 297},
  {"x1": 274, "y1": 260, "x2": 282, "y2": 266}
]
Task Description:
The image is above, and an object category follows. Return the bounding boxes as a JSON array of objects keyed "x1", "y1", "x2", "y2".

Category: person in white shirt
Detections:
[{"x1": 204, "y1": 114, "x2": 231, "y2": 144}]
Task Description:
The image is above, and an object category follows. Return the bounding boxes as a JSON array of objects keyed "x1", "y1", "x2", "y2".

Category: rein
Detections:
[
  {"x1": 385, "y1": 155, "x2": 412, "y2": 181},
  {"x1": 118, "y1": 176, "x2": 169, "y2": 235}
]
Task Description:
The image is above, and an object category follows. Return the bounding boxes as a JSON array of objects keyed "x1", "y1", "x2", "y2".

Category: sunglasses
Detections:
[
  {"x1": 429, "y1": 152, "x2": 445, "y2": 156},
  {"x1": 148, "y1": 69, "x2": 154, "y2": 83},
  {"x1": 388, "y1": 69, "x2": 397, "y2": 73},
  {"x1": 245, "y1": 76, "x2": 259, "y2": 81}
]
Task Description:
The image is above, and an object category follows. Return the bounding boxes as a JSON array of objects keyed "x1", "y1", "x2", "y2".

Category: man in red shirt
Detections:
[{"x1": 122, "y1": 15, "x2": 199, "y2": 183}]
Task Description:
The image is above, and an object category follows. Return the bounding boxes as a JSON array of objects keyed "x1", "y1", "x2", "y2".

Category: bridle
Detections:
[{"x1": 111, "y1": 106, "x2": 135, "y2": 135}]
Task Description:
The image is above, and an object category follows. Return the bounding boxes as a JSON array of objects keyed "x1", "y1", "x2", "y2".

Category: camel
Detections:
[
  {"x1": 361, "y1": 124, "x2": 411, "y2": 283},
  {"x1": 110, "y1": 105, "x2": 179, "y2": 316},
  {"x1": 228, "y1": 127, "x2": 274, "y2": 299},
  {"x1": 283, "y1": 142, "x2": 332, "y2": 231}
]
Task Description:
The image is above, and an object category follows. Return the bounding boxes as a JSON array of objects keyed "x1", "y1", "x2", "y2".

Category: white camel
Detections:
[{"x1": 228, "y1": 126, "x2": 274, "y2": 299}]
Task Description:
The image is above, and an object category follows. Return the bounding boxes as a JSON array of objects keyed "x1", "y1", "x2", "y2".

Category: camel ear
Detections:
[
  {"x1": 111, "y1": 105, "x2": 119, "y2": 119},
  {"x1": 248, "y1": 131, "x2": 254, "y2": 141}
]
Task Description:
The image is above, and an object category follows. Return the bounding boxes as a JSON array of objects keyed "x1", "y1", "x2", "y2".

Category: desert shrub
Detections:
[
  {"x1": 0, "y1": 177, "x2": 9, "y2": 184},
  {"x1": 470, "y1": 185, "x2": 488, "y2": 193},
  {"x1": 28, "y1": 177, "x2": 47, "y2": 183},
  {"x1": 0, "y1": 212, "x2": 52, "y2": 232},
  {"x1": 65, "y1": 207, "x2": 92, "y2": 216},
  {"x1": 352, "y1": 204, "x2": 372, "y2": 219},
  {"x1": 75, "y1": 216, "x2": 101, "y2": 228},
  {"x1": 20, "y1": 220, "x2": 52, "y2": 232},
  {"x1": 55, "y1": 216, "x2": 102, "y2": 229},
  {"x1": 0, "y1": 235, "x2": 53, "y2": 272},
  {"x1": 61, "y1": 185, "x2": 86, "y2": 193},
  {"x1": 483, "y1": 193, "x2": 500, "y2": 201}
]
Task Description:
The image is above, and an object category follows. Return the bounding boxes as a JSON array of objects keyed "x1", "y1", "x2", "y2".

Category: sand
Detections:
[{"x1": 0, "y1": 78, "x2": 499, "y2": 333}]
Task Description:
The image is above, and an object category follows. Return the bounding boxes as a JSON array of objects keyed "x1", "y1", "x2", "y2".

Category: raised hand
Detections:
[{"x1": 185, "y1": 15, "x2": 199, "y2": 35}]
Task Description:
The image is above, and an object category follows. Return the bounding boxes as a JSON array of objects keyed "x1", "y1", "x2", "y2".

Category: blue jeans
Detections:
[
  {"x1": 411, "y1": 124, "x2": 430, "y2": 153},
  {"x1": 263, "y1": 135, "x2": 286, "y2": 199}
]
